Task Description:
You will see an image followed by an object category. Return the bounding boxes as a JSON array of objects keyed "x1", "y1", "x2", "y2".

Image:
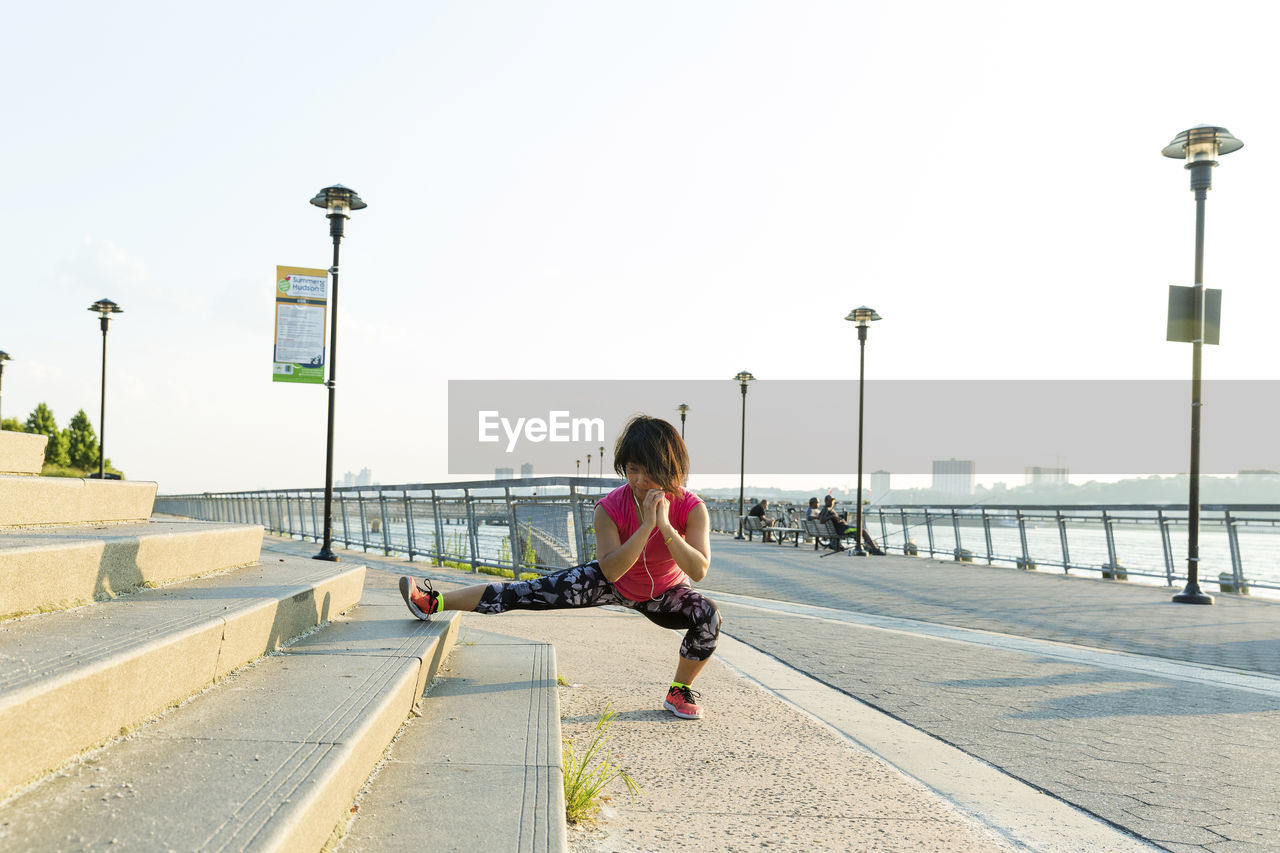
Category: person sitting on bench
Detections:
[
  {"x1": 748, "y1": 499, "x2": 775, "y2": 542},
  {"x1": 818, "y1": 495, "x2": 883, "y2": 555}
]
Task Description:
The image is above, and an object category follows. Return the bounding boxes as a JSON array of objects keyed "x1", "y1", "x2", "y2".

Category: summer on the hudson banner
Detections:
[{"x1": 272, "y1": 265, "x2": 328, "y2": 384}]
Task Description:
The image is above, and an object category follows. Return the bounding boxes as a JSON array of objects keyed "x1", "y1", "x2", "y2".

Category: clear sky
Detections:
[{"x1": 3, "y1": 1, "x2": 1278, "y2": 495}]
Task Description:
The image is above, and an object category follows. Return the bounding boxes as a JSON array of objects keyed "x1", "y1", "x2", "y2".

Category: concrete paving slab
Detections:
[
  {"x1": 341, "y1": 632, "x2": 564, "y2": 853},
  {"x1": 0, "y1": 431, "x2": 47, "y2": 475},
  {"x1": 0, "y1": 593, "x2": 461, "y2": 853},
  {"x1": 0, "y1": 474, "x2": 157, "y2": 527},
  {"x1": 714, "y1": 634, "x2": 1161, "y2": 853},
  {"x1": 0, "y1": 520, "x2": 265, "y2": 619},
  {"x1": 0, "y1": 556, "x2": 365, "y2": 797}
]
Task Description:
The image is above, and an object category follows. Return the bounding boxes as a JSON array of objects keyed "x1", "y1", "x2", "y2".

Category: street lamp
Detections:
[
  {"x1": 844, "y1": 307, "x2": 882, "y2": 556},
  {"x1": 599, "y1": 445, "x2": 604, "y2": 478},
  {"x1": 587, "y1": 453, "x2": 592, "y2": 477},
  {"x1": 88, "y1": 299, "x2": 124, "y2": 479},
  {"x1": 576, "y1": 459, "x2": 581, "y2": 476},
  {"x1": 310, "y1": 184, "x2": 367, "y2": 562},
  {"x1": 1162, "y1": 125, "x2": 1242, "y2": 605},
  {"x1": 0, "y1": 351, "x2": 10, "y2": 423},
  {"x1": 677, "y1": 403, "x2": 689, "y2": 439},
  {"x1": 734, "y1": 371, "x2": 754, "y2": 539}
]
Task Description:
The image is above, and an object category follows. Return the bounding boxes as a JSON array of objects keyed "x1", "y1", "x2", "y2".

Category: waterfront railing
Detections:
[
  {"x1": 158, "y1": 486, "x2": 1280, "y2": 597},
  {"x1": 707, "y1": 502, "x2": 1280, "y2": 596},
  {"x1": 156, "y1": 477, "x2": 623, "y2": 577}
]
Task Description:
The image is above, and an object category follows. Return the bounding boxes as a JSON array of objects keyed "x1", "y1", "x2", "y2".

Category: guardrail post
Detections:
[
  {"x1": 404, "y1": 490, "x2": 416, "y2": 562},
  {"x1": 1158, "y1": 509, "x2": 1175, "y2": 586},
  {"x1": 1225, "y1": 509, "x2": 1245, "y2": 591},
  {"x1": 900, "y1": 508, "x2": 909, "y2": 554},
  {"x1": 1103, "y1": 509, "x2": 1118, "y2": 575},
  {"x1": 1056, "y1": 510, "x2": 1070, "y2": 574},
  {"x1": 504, "y1": 487, "x2": 520, "y2": 574},
  {"x1": 467, "y1": 489, "x2": 481, "y2": 572},
  {"x1": 379, "y1": 488, "x2": 392, "y2": 555},
  {"x1": 432, "y1": 490, "x2": 445, "y2": 566},
  {"x1": 570, "y1": 485, "x2": 587, "y2": 565},
  {"x1": 924, "y1": 510, "x2": 936, "y2": 558},
  {"x1": 338, "y1": 492, "x2": 351, "y2": 549},
  {"x1": 876, "y1": 509, "x2": 888, "y2": 552},
  {"x1": 982, "y1": 508, "x2": 994, "y2": 564},
  {"x1": 285, "y1": 492, "x2": 295, "y2": 538},
  {"x1": 950, "y1": 508, "x2": 962, "y2": 560},
  {"x1": 1018, "y1": 510, "x2": 1030, "y2": 568},
  {"x1": 307, "y1": 491, "x2": 318, "y2": 542}
]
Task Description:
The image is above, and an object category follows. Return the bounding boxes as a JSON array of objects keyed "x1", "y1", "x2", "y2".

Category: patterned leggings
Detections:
[{"x1": 475, "y1": 561, "x2": 722, "y2": 661}]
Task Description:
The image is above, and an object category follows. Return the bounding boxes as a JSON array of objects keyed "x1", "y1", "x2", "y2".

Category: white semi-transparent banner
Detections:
[{"x1": 447, "y1": 380, "x2": 1280, "y2": 477}]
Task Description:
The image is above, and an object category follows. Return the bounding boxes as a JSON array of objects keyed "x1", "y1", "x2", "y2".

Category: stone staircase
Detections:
[{"x1": 0, "y1": 431, "x2": 568, "y2": 851}]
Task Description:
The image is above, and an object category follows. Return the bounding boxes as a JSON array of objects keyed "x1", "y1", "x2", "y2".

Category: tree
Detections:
[
  {"x1": 66, "y1": 409, "x2": 100, "y2": 470},
  {"x1": 0, "y1": 417, "x2": 21, "y2": 432},
  {"x1": 25, "y1": 403, "x2": 69, "y2": 466}
]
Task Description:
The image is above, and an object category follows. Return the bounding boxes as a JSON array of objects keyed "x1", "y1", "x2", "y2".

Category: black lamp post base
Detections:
[
  {"x1": 314, "y1": 548, "x2": 341, "y2": 562},
  {"x1": 1172, "y1": 583, "x2": 1213, "y2": 605}
]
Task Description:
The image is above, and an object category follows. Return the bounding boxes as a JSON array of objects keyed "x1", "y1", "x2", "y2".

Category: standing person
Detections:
[{"x1": 399, "y1": 415, "x2": 720, "y2": 720}]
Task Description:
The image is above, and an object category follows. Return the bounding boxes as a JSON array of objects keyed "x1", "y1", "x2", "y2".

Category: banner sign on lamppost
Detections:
[{"x1": 273, "y1": 265, "x2": 329, "y2": 384}]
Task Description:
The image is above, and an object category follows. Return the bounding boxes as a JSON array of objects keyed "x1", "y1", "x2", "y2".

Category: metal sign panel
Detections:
[{"x1": 1167, "y1": 285, "x2": 1221, "y2": 345}]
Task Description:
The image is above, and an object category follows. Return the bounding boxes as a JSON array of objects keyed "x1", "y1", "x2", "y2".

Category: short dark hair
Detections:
[{"x1": 613, "y1": 415, "x2": 688, "y2": 494}]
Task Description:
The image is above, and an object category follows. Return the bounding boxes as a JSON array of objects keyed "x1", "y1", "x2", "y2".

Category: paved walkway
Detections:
[
  {"x1": 697, "y1": 536, "x2": 1280, "y2": 853},
  {"x1": 263, "y1": 532, "x2": 1280, "y2": 851}
]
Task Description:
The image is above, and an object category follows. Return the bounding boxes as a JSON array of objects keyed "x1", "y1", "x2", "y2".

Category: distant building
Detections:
[
  {"x1": 1025, "y1": 466, "x2": 1069, "y2": 485},
  {"x1": 520, "y1": 463, "x2": 534, "y2": 478},
  {"x1": 495, "y1": 467, "x2": 514, "y2": 479},
  {"x1": 342, "y1": 472, "x2": 355, "y2": 487},
  {"x1": 356, "y1": 467, "x2": 373, "y2": 487},
  {"x1": 932, "y1": 459, "x2": 975, "y2": 497},
  {"x1": 870, "y1": 471, "x2": 891, "y2": 504}
]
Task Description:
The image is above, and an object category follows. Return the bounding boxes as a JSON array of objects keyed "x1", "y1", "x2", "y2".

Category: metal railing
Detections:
[
  {"x1": 708, "y1": 500, "x2": 1280, "y2": 595},
  {"x1": 156, "y1": 477, "x2": 624, "y2": 576}
]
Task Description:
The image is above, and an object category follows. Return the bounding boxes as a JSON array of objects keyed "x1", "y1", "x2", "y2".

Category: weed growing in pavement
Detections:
[{"x1": 562, "y1": 704, "x2": 641, "y2": 823}]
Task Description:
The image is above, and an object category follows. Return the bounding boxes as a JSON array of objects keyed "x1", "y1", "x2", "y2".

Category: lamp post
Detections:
[
  {"x1": 844, "y1": 307, "x2": 882, "y2": 556},
  {"x1": 586, "y1": 453, "x2": 592, "y2": 477},
  {"x1": 1162, "y1": 125, "x2": 1242, "y2": 605},
  {"x1": 677, "y1": 403, "x2": 689, "y2": 439},
  {"x1": 576, "y1": 459, "x2": 581, "y2": 476},
  {"x1": 0, "y1": 351, "x2": 10, "y2": 423},
  {"x1": 599, "y1": 445, "x2": 604, "y2": 478},
  {"x1": 310, "y1": 184, "x2": 367, "y2": 562},
  {"x1": 88, "y1": 299, "x2": 124, "y2": 479},
  {"x1": 734, "y1": 371, "x2": 754, "y2": 539}
]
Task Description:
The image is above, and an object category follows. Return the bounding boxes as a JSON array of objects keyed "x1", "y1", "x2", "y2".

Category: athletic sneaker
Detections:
[
  {"x1": 399, "y1": 575, "x2": 441, "y2": 620},
  {"x1": 664, "y1": 684, "x2": 703, "y2": 720}
]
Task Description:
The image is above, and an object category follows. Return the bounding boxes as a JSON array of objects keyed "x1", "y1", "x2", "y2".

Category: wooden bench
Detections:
[{"x1": 742, "y1": 515, "x2": 803, "y2": 547}]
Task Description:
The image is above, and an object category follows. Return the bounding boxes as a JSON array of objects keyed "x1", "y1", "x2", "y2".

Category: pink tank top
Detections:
[{"x1": 596, "y1": 484, "x2": 704, "y2": 601}]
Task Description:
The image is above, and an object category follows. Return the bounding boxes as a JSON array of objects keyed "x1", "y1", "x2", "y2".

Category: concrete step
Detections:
[
  {"x1": 341, "y1": 627, "x2": 566, "y2": 853},
  {"x1": 0, "y1": 474, "x2": 157, "y2": 527},
  {"x1": 0, "y1": 555, "x2": 365, "y2": 798},
  {"x1": 0, "y1": 589, "x2": 460, "y2": 853},
  {"x1": 0, "y1": 520, "x2": 266, "y2": 620},
  {"x1": 0, "y1": 431, "x2": 47, "y2": 475}
]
